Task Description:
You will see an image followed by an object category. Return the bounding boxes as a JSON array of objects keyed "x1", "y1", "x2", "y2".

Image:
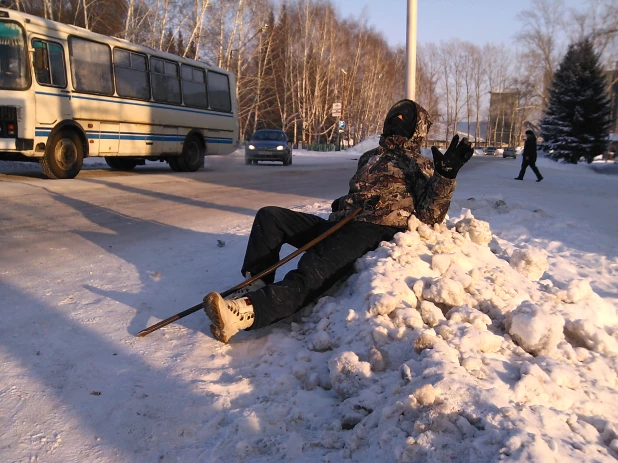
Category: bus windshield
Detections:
[{"x1": 0, "y1": 21, "x2": 29, "y2": 90}]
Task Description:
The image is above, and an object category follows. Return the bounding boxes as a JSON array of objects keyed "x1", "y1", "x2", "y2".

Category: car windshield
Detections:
[
  {"x1": 252, "y1": 131, "x2": 286, "y2": 141},
  {"x1": 0, "y1": 22, "x2": 30, "y2": 90}
]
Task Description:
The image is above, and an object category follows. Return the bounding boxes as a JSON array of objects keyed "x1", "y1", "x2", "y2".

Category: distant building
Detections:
[{"x1": 487, "y1": 90, "x2": 521, "y2": 147}]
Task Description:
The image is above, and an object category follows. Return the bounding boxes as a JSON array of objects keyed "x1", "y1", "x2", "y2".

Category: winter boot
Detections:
[
  {"x1": 203, "y1": 292, "x2": 255, "y2": 343},
  {"x1": 224, "y1": 272, "x2": 265, "y2": 300}
]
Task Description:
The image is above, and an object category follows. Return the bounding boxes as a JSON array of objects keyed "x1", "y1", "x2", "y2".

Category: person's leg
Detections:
[
  {"x1": 530, "y1": 162, "x2": 543, "y2": 181},
  {"x1": 241, "y1": 206, "x2": 328, "y2": 284},
  {"x1": 247, "y1": 220, "x2": 400, "y2": 329},
  {"x1": 515, "y1": 161, "x2": 528, "y2": 179}
]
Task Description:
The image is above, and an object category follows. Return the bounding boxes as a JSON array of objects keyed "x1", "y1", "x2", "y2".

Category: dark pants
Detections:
[
  {"x1": 517, "y1": 159, "x2": 543, "y2": 180},
  {"x1": 241, "y1": 206, "x2": 400, "y2": 329}
]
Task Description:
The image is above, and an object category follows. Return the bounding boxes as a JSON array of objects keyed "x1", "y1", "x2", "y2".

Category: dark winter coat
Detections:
[
  {"x1": 523, "y1": 133, "x2": 538, "y2": 163},
  {"x1": 329, "y1": 102, "x2": 456, "y2": 229}
]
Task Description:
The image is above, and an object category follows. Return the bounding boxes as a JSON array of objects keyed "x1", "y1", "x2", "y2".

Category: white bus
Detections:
[{"x1": 0, "y1": 8, "x2": 239, "y2": 179}]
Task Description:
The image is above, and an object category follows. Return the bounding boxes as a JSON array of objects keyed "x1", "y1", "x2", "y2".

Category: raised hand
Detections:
[{"x1": 431, "y1": 135, "x2": 474, "y2": 179}]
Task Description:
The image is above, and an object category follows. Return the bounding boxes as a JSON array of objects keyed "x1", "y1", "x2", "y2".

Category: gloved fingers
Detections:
[
  {"x1": 431, "y1": 146, "x2": 443, "y2": 159},
  {"x1": 457, "y1": 137, "x2": 473, "y2": 162},
  {"x1": 463, "y1": 147, "x2": 473, "y2": 162},
  {"x1": 447, "y1": 135, "x2": 459, "y2": 153}
]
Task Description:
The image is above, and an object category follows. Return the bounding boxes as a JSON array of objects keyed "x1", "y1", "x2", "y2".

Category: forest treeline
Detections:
[{"x1": 6, "y1": 0, "x2": 617, "y2": 146}]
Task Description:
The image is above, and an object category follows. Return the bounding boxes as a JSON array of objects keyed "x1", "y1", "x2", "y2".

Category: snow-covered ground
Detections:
[{"x1": 1, "y1": 139, "x2": 617, "y2": 462}]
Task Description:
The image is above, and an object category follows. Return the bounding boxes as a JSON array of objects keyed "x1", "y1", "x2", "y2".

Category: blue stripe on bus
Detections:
[
  {"x1": 35, "y1": 91, "x2": 72, "y2": 99},
  {"x1": 205, "y1": 138, "x2": 233, "y2": 144},
  {"x1": 35, "y1": 91, "x2": 234, "y2": 118},
  {"x1": 35, "y1": 128, "x2": 233, "y2": 144}
]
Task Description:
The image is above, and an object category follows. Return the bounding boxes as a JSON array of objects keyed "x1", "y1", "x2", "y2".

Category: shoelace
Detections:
[{"x1": 228, "y1": 300, "x2": 255, "y2": 321}]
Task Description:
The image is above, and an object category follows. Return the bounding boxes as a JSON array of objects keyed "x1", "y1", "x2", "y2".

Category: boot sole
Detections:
[{"x1": 203, "y1": 292, "x2": 232, "y2": 344}]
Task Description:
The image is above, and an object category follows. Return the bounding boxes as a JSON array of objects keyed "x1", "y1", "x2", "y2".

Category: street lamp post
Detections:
[
  {"x1": 338, "y1": 68, "x2": 347, "y2": 151},
  {"x1": 406, "y1": 0, "x2": 418, "y2": 100}
]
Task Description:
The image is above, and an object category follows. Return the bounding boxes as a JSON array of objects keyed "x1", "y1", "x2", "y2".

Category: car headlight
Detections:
[
  {"x1": 276, "y1": 145, "x2": 285, "y2": 151},
  {"x1": 248, "y1": 145, "x2": 255, "y2": 150}
]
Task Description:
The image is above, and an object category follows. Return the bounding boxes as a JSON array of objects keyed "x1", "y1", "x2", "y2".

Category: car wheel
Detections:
[
  {"x1": 282, "y1": 157, "x2": 290, "y2": 166},
  {"x1": 40, "y1": 129, "x2": 83, "y2": 179}
]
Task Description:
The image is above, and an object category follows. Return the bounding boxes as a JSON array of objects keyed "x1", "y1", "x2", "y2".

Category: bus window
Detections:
[
  {"x1": 181, "y1": 65, "x2": 207, "y2": 109},
  {"x1": 151, "y1": 57, "x2": 181, "y2": 104},
  {"x1": 207, "y1": 71, "x2": 231, "y2": 112},
  {"x1": 69, "y1": 36, "x2": 113, "y2": 95},
  {"x1": 32, "y1": 40, "x2": 66, "y2": 87},
  {"x1": 0, "y1": 21, "x2": 30, "y2": 90},
  {"x1": 113, "y1": 48, "x2": 150, "y2": 100}
]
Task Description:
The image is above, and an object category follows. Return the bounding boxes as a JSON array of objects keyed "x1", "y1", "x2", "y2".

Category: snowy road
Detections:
[{"x1": 1, "y1": 145, "x2": 617, "y2": 462}]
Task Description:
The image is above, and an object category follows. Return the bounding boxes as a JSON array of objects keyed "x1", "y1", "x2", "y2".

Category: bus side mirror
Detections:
[{"x1": 34, "y1": 47, "x2": 48, "y2": 71}]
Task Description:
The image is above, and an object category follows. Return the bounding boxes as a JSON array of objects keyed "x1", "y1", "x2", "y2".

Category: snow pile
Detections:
[{"x1": 210, "y1": 207, "x2": 618, "y2": 462}]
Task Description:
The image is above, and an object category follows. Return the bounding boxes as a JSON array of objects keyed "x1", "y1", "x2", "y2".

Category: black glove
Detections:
[{"x1": 431, "y1": 135, "x2": 473, "y2": 179}]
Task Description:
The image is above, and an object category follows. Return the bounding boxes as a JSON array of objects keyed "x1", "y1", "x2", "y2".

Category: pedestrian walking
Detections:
[
  {"x1": 515, "y1": 130, "x2": 543, "y2": 182},
  {"x1": 204, "y1": 99, "x2": 473, "y2": 343}
]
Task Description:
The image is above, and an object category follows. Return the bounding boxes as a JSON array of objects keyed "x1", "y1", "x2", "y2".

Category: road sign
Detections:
[
  {"x1": 338, "y1": 120, "x2": 345, "y2": 129},
  {"x1": 331, "y1": 102, "x2": 342, "y2": 117}
]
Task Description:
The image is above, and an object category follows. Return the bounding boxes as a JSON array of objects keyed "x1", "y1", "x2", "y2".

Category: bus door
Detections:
[
  {"x1": 99, "y1": 122, "x2": 119, "y2": 154},
  {"x1": 32, "y1": 39, "x2": 71, "y2": 124}
]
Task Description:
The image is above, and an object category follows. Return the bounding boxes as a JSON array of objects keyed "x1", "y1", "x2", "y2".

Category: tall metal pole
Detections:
[{"x1": 405, "y1": 0, "x2": 418, "y2": 100}]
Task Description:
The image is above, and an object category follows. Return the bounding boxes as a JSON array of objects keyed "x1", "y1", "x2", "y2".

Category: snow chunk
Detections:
[
  {"x1": 564, "y1": 319, "x2": 618, "y2": 357},
  {"x1": 328, "y1": 351, "x2": 372, "y2": 399},
  {"x1": 454, "y1": 216, "x2": 492, "y2": 245},
  {"x1": 368, "y1": 346, "x2": 389, "y2": 372},
  {"x1": 392, "y1": 307, "x2": 424, "y2": 330},
  {"x1": 413, "y1": 384, "x2": 436, "y2": 406},
  {"x1": 311, "y1": 330, "x2": 331, "y2": 352},
  {"x1": 422, "y1": 278, "x2": 465, "y2": 307},
  {"x1": 447, "y1": 305, "x2": 491, "y2": 328},
  {"x1": 563, "y1": 279, "x2": 593, "y2": 304},
  {"x1": 431, "y1": 253, "x2": 453, "y2": 274},
  {"x1": 419, "y1": 301, "x2": 445, "y2": 327},
  {"x1": 505, "y1": 302, "x2": 564, "y2": 356},
  {"x1": 509, "y1": 247, "x2": 548, "y2": 281},
  {"x1": 368, "y1": 293, "x2": 400, "y2": 316}
]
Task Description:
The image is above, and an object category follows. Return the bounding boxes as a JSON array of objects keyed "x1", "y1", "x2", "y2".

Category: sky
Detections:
[{"x1": 333, "y1": 0, "x2": 583, "y2": 48}]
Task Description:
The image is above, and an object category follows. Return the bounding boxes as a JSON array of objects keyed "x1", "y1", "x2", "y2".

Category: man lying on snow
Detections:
[{"x1": 204, "y1": 99, "x2": 474, "y2": 343}]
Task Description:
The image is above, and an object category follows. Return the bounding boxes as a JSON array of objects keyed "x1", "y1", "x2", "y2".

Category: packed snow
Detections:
[{"x1": 1, "y1": 137, "x2": 617, "y2": 462}]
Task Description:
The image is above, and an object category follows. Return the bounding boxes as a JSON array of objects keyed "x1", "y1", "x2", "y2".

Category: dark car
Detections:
[
  {"x1": 484, "y1": 146, "x2": 497, "y2": 156},
  {"x1": 502, "y1": 147, "x2": 516, "y2": 158},
  {"x1": 245, "y1": 130, "x2": 292, "y2": 166}
]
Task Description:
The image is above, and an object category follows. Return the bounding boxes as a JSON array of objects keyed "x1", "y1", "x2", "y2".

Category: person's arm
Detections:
[
  {"x1": 409, "y1": 159, "x2": 457, "y2": 225},
  {"x1": 412, "y1": 135, "x2": 473, "y2": 225}
]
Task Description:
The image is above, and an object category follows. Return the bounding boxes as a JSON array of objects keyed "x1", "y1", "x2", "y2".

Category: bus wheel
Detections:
[
  {"x1": 168, "y1": 157, "x2": 182, "y2": 172},
  {"x1": 41, "y1": 129, "x2": 83, "y2": 179},
  {"x1": 179, "y1": 135, "x2": 204, "y2": 172},
  {"x1": 105, "y1": 157, "x2": 137, "y2": 170}
]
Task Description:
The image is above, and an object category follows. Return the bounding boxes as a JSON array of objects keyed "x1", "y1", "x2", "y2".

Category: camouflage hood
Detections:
[
  {"x1": 329, "y1": 100, "x2": 455, "y2": 228},
  {"x1": 379, "y1": 100, "x2": 432, "y2": 154}
]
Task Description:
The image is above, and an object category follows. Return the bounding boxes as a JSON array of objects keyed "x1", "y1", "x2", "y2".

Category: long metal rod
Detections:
[
  {"x1": 136, "y1": 207, "x2": 362, "y2": 337},
  {"x1": 405, "y1": 0, "x2": 418, "y2": 100}
]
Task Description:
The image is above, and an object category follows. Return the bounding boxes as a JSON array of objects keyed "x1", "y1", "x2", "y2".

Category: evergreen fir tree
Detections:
[{"x1": 540, "y1": 39, "x2": 611, "y2": 163}]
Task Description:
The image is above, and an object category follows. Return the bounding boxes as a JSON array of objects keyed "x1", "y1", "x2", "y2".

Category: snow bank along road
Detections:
[{"x1": 1, "y1": 147, "x2": 617, "y2": 462}]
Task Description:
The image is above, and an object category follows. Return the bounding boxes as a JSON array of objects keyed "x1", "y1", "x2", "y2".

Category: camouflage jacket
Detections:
[{"x1": 329, "y1": 105, "x2": 455, "y2": 229}]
